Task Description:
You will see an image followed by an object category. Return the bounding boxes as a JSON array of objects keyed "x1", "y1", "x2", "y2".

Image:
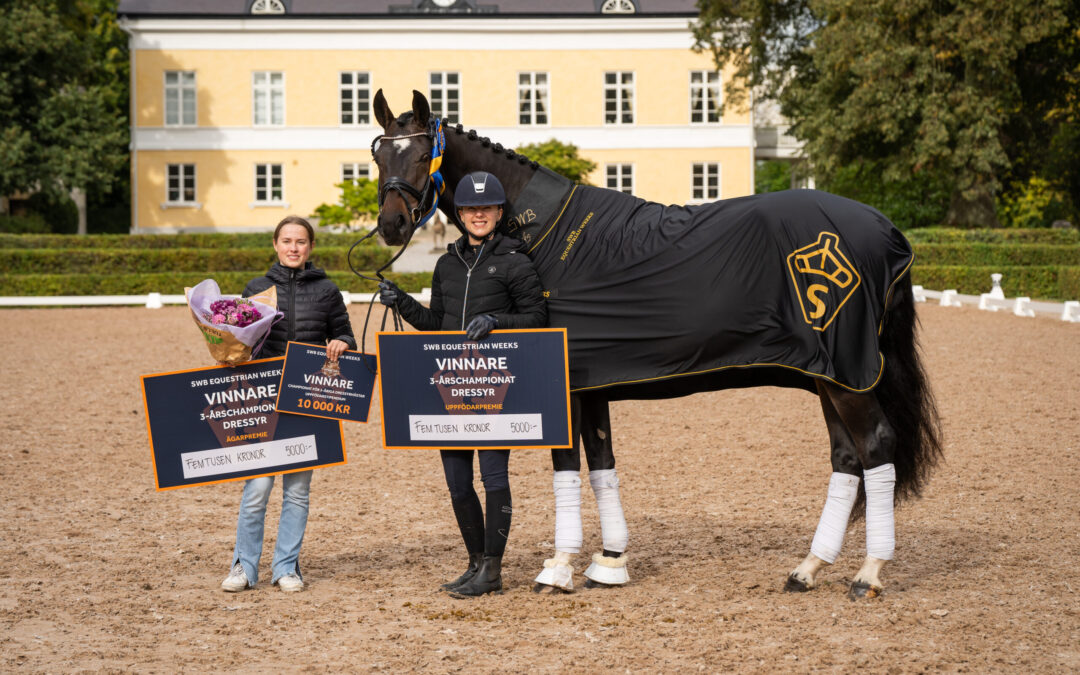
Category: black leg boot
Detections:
[
  {"x1": 443, "y1": 494, "x2": 485, "y2": 592},
  {"x1": 441, "y1": 552, "x2": 484, "y2": 592},
  {"x1": 449, "y1": 555, "x2": 502, "y2": 597}
]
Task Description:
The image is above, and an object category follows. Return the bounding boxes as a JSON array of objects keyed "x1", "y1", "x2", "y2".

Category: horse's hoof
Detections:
[
  {"x1": 533, "y1": 582, "x2": 571, "y2": 594},
  {"x1": 783, "y1": 574, "x2": 811, "y2": 593},
  {"x1": 583, "y1": 578, "x2": 620, "y2": 590},
  {"x1": 848, "y1": 581, "x2": 882, "y2": 600}
]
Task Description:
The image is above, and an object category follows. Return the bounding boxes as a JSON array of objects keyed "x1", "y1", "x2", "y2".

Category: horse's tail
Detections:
[{"x1": 863, "y1": 275, "x2": 944, "y2": 512}]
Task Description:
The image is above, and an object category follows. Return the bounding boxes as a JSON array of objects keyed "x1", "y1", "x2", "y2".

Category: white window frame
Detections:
[
  {"x1": 518, "y1": 71, "x2": 550, "y2": 127},
  {"x1": 429, "y1": 71, "x2": 461, "y2": 123},
  {"x1": 339, "y1": 71, "x2": 372, "y2": 127},
  {"x1": 252, "y1": 163, "x2": 287, "y2": 207},
  {"x1": 162, "y1": 163, "x2": 200, "y2": 209},
  {"x1": 689, "y1": 70, "x2": 722, "y2": 125},
  {"x1": 601, "y1": 0, "x2": 636, "y2": 13},
  {"x1": 164, "y1": 71, "x2": 196, "y2": 126},
  {"x1": 603, "y1": 71, "x2": 635, "y2": 126},
  {"x1": 251, "y1": 0, "x2": 286, "y2": 14},
  {"x1": 605, "y1": 163, "x2": 634, "y2": 195},
  {"x1": 690, "y1": 162, "x2": 721, "y2": 203},
  {"x1": 341, "y1": 162, "x2": 370, "y2": 185},
  {"x1": 252, "y1": 71, "x2": 285, "y2": 126}
]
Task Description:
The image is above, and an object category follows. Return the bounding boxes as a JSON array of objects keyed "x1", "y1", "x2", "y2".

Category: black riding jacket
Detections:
[
  {"x1": 396, "y1": 232, "x2": 547, "y2": 332},
  {"x1": 243, "y1": 262, "x2": 356, "y2": 358}
]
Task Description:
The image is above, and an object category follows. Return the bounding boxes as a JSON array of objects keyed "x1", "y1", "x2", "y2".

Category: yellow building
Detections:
[{"x1": 118, "y1": 0, "x2": 753, "y2": 233}]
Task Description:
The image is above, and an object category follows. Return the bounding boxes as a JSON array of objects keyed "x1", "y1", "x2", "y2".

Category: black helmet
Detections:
[{"x1": 454, "y1": 171, "x2": 506, "y2": 208}]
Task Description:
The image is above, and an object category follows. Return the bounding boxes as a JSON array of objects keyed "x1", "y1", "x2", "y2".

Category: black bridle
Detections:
[{"x1": 370, "y1": 117, "x2": 443, "y2": 227}]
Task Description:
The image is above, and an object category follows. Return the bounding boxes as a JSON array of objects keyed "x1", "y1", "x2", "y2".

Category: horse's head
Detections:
[{"x1": 372, "y1": 89, "x2": 441, "y2": 246}]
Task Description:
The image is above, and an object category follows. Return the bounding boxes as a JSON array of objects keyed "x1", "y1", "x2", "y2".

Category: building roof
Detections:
[{"x1": 117, "y1": 0, "x2": 698, "y2": 18}]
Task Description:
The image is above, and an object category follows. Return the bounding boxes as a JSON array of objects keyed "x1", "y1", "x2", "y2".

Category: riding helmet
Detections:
[{"x1": 454, "y1": 171, "x2": 506, "y2": 208}]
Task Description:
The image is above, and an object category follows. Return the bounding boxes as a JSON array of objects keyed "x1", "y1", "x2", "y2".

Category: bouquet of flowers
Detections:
[{"x1": 185, "y1": 279, "x2": 283, "y2": 365}]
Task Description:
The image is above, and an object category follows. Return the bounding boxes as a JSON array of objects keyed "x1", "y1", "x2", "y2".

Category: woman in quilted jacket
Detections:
[
  {"x1": 220, "y1": 215, "x2": 356, "y2": 594},
  {"x1": 378, "y1": 172, "x2": 547, "y2": 597}
]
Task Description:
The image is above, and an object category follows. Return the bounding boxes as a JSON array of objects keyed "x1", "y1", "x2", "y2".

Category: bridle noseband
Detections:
[{"x1": 370, "y1": 117, "x2": 446, "y2": 228}]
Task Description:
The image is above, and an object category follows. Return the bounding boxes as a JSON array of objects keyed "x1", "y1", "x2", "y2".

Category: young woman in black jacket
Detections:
[
  {"x1": 220, "y1": 216, "x2": 356, "y2": 594},
  {"x1": 379, "y1": 172, "x2": 547, "y2": 596}
]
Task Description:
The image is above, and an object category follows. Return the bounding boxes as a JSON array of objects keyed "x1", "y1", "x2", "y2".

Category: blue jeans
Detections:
[{"x1": 231, "y1": 470, "x2": 312, "y2": 585}]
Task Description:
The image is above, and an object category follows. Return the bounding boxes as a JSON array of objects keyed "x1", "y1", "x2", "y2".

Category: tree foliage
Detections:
[
  {"x1": 311, "y1": 179, "x2": 381, "y2": 231},
  {"x1": 694, "y1": 0, "x2": 1076, "y2": 227},
  {"x1": 0, "y1": 0, "x2": 128, "y2": 231},
  {"x1": 514, "y1": 139, "x2": 597, "y2": 184}
]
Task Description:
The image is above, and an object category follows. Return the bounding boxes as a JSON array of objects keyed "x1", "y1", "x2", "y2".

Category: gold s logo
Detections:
[
  {"x1": 786, "y1": 232, "x2": 861, "y2": 331},
  {"x1": 806, "y1": 284, "x2": 828, "y2": 319}
]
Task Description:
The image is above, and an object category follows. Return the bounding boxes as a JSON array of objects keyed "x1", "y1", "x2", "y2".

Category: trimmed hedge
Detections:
[
  {"x1": 0, "y1": 246, "x2": 392, "y2": 275},
  {"x1": 910, "y1": 266, "x2": 1080, "y2": 301},
  {"x1": 0, "y1": 271, "x2": 434, "y2": 297},
  {"x1": 912, "y1": 243, "x2": 1080, "y2": 266},
  {"x1": 0, "y1": 231, "x2": 382, "y2": 250},
  {"x1": 905, "y1": 228, "x2": 1080, "y2": 245}
]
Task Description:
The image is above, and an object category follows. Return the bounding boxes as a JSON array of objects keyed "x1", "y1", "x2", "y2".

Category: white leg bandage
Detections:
[
  {"x1": 864, "y1": 463, "x2": 896, "y2": 561},
  {"x1": 809, "y1": 472, "x2": 861, "y2": 564},
  {"x1": 589, "y1": 469, "x2": 628, "y2": 553},
  {"x1": 553, "y1": 471, "x2": 582, "y2": 554}
]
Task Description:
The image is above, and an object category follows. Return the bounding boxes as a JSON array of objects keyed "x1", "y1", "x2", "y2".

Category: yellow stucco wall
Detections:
[
  {"x1": 583, "y1": 148, "x2": 752, "y2": 203},
  {"x1": 134, "y1": 49, "x2": 748, "y2": 129},
  {"x1": 132, "y1": 41, "x2": 751, "y2": 230},
  {"x1": 136, "y1": 150, "x2": 374, "y2": 230}
]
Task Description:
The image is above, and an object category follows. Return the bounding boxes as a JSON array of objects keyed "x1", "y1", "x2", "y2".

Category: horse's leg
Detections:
[
  {"x1": 579, "y1": 393, "x2": 630, "y2": 588},
  {"x1": 785, "y1": 381, "x2": 862, "y2": 592},
  {"x1": 820, "y1": 382, "x2": 898, "y2": 600},
  {"x1": 532, "y1": 394, "x2": 585, "y2": 593}
]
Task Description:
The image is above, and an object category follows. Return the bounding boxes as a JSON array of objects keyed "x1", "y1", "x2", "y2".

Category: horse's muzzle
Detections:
[{"x1": 378, "y1": 212, "x2": 411, "y2": 246}]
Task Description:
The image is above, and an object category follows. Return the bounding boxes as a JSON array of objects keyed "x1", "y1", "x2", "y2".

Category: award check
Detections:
[
  {"x1": 275, "y1": 342, "x2": 377, "y2": 423},
  {"x1": 141, "y1": 358, "x2": 346, "y2": 490},
  {"x1": 376, "y1": 329, "x2": 571, "y2": 449}
]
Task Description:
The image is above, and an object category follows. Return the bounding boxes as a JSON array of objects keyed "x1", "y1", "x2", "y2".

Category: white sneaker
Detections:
[
  {"x1": 221, "y1": 563, "x2": 250, "y2": 592},
  {"x1": 276, "y1": 573, "x2": 304, "y2": 593}
]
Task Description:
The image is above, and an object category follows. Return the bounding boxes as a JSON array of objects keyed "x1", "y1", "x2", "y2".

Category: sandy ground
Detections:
[{"x1": 2, "y1": 302, "x2": 1078, "y2": 673}]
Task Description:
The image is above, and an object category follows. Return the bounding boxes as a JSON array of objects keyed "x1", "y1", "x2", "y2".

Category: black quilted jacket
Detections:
[
  {"x1": 243, "y1": 262, "x2": 356, "y2": 358},
  {"x1": 396, "y1": 233, "x2": 547, "y2": 332}
]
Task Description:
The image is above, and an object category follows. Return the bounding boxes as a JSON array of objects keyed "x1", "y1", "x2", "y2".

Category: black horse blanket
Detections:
[{"x1": 507, "y1": 175, "x2": 914, "y2": 399}]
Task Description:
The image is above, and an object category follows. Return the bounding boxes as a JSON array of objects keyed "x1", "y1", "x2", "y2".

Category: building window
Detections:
[
  {"x1": 340, "y1": 72, "x2": 371, "y2": 126},
  {"x1": 253, "y1": 72, "x2": 284, "y2": 126},
  {"x1": 429, "y1": 72, "x2": 460, "y2": 123},
  {"x1": 341, "y1": 163, "x2": 370, "y2": 185},
  {"x1": 691, "y1": 163, "x2": 721, "y2": 202},
  {"x1": 601, "y1": 0, "x2": 636, "y2": 13},
  {"x1": 255, "y1": 164, "x2": 284, "y2": 203},
  {"x1": 518, "y1": 72, "x2": 549, "y2": 126},
  {"x1": 604, "y1": 71, "x2": 634, "y2": 125},
  {"x1": 166, "y1": 164, "x2": 196, "y2": 203},
  {"x1": 250, "y1": 0, "x2": 286, "y2": 14},
  {"x1": 690, "y1": 71, "x2": 722, "y2": 124},
  {"x1": 605, "y1": 164, "x2": 634, "y2": 195},
  {"x1": 164, "y1": 71, "x2": 196, "y2": 126}
]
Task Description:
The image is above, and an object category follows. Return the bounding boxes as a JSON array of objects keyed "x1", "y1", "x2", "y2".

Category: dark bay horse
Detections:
[{"x1": 369, "y1": 90, "x2": 943, "y2": 599}]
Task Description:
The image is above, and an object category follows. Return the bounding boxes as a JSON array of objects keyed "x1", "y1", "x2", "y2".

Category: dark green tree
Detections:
[
  {"x1": 694, "y1": 0, "x2": 1072, "y2": 227},
  {"x1": 0, "y1": 0, "x2": 127, "y2": 234},
  {"x1": 515, "y1": 139, "x2": 597, "y2": 184}
]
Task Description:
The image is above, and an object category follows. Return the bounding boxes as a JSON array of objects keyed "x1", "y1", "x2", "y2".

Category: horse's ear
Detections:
[
  {"x1": 373, "y1": 89, "x2": 394, "y2": 130},
  {"x1": 411, "y1": 89, "x2": 430, "y2": 127}
]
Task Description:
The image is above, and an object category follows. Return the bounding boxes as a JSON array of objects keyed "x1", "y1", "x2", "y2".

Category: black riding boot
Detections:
[
  {"x1": 441, "y1": 552, "x2": 484, "y2": 592},
  {"x1": 450, "y1": 555, "x2": 502, "y2": 597}
]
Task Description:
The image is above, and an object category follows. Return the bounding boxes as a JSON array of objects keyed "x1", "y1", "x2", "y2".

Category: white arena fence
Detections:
[
  {"x1": 0, "y1": 281, "x2": 1076, "y2": 322},
  {"x1": 0, "y1": 289, "x2": 431, "y2": 308}
]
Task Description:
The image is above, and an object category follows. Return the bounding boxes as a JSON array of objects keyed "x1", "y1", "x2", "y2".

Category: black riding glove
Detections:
[
  {"x1": 465, "y1": 314, "x2": 498, "y2": 341},
  {"x1": 378, "y1": 280, "x2": 403, "y2": 307}
]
